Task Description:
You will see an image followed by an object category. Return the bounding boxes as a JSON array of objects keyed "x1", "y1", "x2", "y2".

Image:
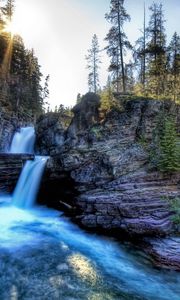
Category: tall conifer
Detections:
[
  {"x1": 105, "y1": 0, "x2": 131, "y2": 93},
  {"x1": 86, "y1": 34, "x2": 101, "y2": 93}
]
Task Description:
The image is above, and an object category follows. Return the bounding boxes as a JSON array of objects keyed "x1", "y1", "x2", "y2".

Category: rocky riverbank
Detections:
[{"x1": 36, "y1": 94, "x2": 180, "y2": 270}]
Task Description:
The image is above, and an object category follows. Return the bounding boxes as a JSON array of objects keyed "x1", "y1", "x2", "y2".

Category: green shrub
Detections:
[
  {"x1": 168, "y1": 198, "x2": 180, "y2": 225},
  {"x1": 138, "y1": 135, "x2": 148, "y2": 148},
  {"x1": 158, "y1": 117, "x2": 180, "y2": 172},
  {"x1": 150, "y1": 116, "x2": 180, "y2": 173},
  {"x1": 90, "y1": 126, "x2": 102, "y2": 139}
]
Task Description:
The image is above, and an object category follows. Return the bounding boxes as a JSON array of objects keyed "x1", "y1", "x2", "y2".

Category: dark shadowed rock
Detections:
[
  {"x1": 35, "y1": 112, "x2": 66, "y2": 155},
  {"x1": 67, "y1": 92, "x2": 100, "y2": 145},
  {"x1": 0, "y1": 108, "x2": 18, "y2": 152},
  {"x1": 0, "y1": 154, "x2": 35, "y2": 193}
]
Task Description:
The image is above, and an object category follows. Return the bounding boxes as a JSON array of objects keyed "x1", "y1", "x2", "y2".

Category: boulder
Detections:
[
  {"x1": 35, "y1": 112, "x2": 66, "y2": 155},
  {"x1": 67, "y1": 92, "x2": 100, "y2": 145}
]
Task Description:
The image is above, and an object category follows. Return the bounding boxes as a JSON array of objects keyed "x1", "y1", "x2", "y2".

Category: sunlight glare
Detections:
[
  {"x1": 12, "y1": 0, "x2": 47, "y2": 46},
  {"x1": 3, "y1": 20, "x2": 18, "y2": 35},
  {"x1": 67, "y1": 254, "x2": 98, "y2": 285}
]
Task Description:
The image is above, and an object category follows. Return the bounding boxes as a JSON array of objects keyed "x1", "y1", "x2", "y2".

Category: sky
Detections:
[{"x1": 12, "y1": 0, "x2": 180, "y2": 109}]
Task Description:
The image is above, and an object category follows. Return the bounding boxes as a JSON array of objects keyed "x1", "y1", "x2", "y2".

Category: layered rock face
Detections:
[
  {"x1": 37, "y1": 99, "x2": 179, "y2": 233},
  {"x1": 0, "y1": 108, "x2": 18, "y2": 152},
  {"x1": 142, "y1": 237, "x2": 180, "y2": 270},
  {"x1": 36, "y1": 96, "x2": 180, "y2": 269},
  {"x1": 37, "y1": 95, "x2": 180, "y2": 265}
]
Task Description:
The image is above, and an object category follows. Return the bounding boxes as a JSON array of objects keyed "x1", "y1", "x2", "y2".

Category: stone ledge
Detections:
[{"x1": 0, "y1": 154, "x2": 35, "y2": 160}]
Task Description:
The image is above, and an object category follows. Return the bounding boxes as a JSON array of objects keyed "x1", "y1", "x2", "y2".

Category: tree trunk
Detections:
[
  {"x1": 117, "y1": 6, "x2": 126, "y2": 93},
  {"x1": 143, "y1": 4, "x2": 146, "y2": 91}
]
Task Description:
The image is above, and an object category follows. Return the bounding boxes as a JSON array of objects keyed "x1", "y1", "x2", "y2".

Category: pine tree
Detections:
[
  {"x1": 86, "y1": 34, "x2": 101, "y2": 93},
  {"x1": 167, "y1": 32, "x2": 180, "y2": 102},
  {"x1": 105, "y1": 0, "x2": 131, "y2": 93},
  {"x1": 42, "y1": 74, "x2": 50, "y2": 109},
  {"x1": 146, "y1": 3, "x2": 167, "y2": 97},
  {"x1": 159, "y1": 117, "x2": 180, "y2": 172},
  {"x1": 0, "y1": 1, "x2": 45, "y2": 115},
  {"x1": 27, "y1": 50, "x2": 43, "y2": 115},
  {"x1": 100, "y1": 76, "x2": 114, "y2": 114},
  {"x1": 124, "y1": 61, "x2": 134, "y2": 93},
  {"x1": 9, "y1": 34, "x2": 26, "y2": 110},
  {"x1": 0, "y1": 2, "x2": 6, "y2": 31},
  {"x1": 1, "y1": 0, "x2": 15, "y2": 21},
  {"x1": 134, "y1": 4, "x2": 147, "y2": 93},
  {"x1": 76, "y1": 93, "x2": 82, "y2": 104}
]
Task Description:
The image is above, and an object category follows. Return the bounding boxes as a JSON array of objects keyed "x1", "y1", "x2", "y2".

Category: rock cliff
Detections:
[
  {"x1": 0, "y1": 107, "x2": 18, "y2": 152},
  {"x1": 36, "y1": 95, "x2": 180, "y2": 269}
]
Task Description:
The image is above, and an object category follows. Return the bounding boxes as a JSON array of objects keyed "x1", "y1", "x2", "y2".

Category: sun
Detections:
[
  {"x1": 4, "y1": 20, "x2": 18, "y2": 35},
  {"x1": 1, "y1": 0, "x2": 48, "y2": 49},
  {"x1": 2, "y1": 1, "x2": 35, "y2": 38},
  {"x1": 5, "y1": 0, "x2": 47, "y2": 46}
]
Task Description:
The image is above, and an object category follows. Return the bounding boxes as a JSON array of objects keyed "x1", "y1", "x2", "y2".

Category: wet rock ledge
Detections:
[
  {"x1": 0, "y1": 154, "x2": 35, "y2": 193},
  {"x1": 36, "y1": 93, "x2": 180, "y2": 270}
]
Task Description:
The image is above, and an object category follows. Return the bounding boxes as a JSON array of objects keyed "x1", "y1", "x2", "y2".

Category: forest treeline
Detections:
[
  {"x1": 85, "y1": 0, "x2": 180, "y2": 110},
  {"x1": 0, "y1": 0, "x2": 179, "y2": 118},
  {"x1": 0, "y1": 0, "x2": 49, "y2": 118},
  {"x1": 84, "y1": 0, "x2": 180, "y2": 174}
]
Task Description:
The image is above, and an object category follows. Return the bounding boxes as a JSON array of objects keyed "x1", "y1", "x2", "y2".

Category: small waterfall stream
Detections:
[
  {"x1": 9, "y1": 126, "x2": 48, "y2": 208},
  {"x1": 10, "y1": 127, "x2": 36, "y2": 154},
  {"x1": 13, "y1": 156, "x2": 48, "y2": 208},
  {"x1": 0, "y1": 127, "x2": 179, "y2": 300}
]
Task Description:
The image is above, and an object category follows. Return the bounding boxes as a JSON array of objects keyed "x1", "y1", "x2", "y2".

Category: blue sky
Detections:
[{"x1": 14, "y1": 0, "x2": 180, "y2": 108}]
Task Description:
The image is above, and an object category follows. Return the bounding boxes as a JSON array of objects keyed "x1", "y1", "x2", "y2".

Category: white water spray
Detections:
[{"x1": 10, "y1": 127, "x2": 35, "y2": 154}]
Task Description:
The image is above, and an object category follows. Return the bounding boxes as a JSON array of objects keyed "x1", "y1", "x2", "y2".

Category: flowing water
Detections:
[
  {"x1": 9, "y1": 127, "x2": 35, "y2": 154},
  {"x1": 0, "y1": 127, "x2": 179, "y2": 300},
  {"x1": 12, "y1": 156, "x2": 48, "y2": 208}
]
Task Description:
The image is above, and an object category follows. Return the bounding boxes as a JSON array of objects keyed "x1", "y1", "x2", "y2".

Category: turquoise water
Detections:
[{"x1": 0, "y1": 205, "x2": 179, "y2": 300}]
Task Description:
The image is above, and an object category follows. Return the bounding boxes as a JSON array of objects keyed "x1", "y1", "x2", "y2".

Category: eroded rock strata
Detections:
[
  {"x1": 141, "y1": 237, "x2": 180, "y2": 271},
  {"x1": 36, "y1": 95, "x2": 180, "y2": 269}
]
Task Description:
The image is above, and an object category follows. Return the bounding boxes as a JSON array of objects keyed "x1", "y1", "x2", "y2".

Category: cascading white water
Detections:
[
  {"x1": 9, "y1": 127, "x2": 48, "y2": 208},
  {"x1": 10, "y1": 127, "x2": 35, "y2": 154},
  {"x1": 12, "y1": 156, "x2": 48, "y2": 208}
]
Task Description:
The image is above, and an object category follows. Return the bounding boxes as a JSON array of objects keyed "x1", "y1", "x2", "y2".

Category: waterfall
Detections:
[
  {"x1": 10, "y1": 127, "x2": 35, "y2": 154},
  {"x1": 9, "y1": 127, "x2": 48, "y2": 208},
  {"x1": 12, "y1": 156, "x2": 48, "y2": 208}
]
